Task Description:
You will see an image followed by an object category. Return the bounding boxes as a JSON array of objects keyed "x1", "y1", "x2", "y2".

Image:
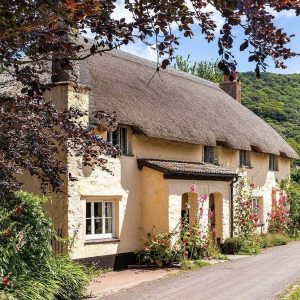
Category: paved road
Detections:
[{"x1": 102, "y1": 242, "x2": 300, "y2": 300}]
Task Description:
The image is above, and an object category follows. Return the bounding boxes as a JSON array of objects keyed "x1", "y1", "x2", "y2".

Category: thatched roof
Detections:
[
  {"x1": 0, "y1": 49, "x2": 297, "y2": 159},
  {"x1": 137, "y1": 158, "x2": 238, "y2": 181},
  {"x1": 79, "y1": 50, "x2": 298, "y2": 159}
]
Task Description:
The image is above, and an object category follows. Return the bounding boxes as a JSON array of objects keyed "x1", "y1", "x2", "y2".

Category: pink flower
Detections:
[
  {"x1": 199, "y1": 207, "x2": 204, "y2": 216},
  {"x1": 190, "y1": 183, "x2": 196, "y2": 192},
  {"x1": 208, "y1": 210, "x2": 214, "y2": 218},
  {"x1": 202, "y1": 194, "x2": 208, "y2": 201}
]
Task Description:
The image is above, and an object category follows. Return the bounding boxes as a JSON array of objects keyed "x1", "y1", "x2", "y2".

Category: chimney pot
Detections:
[{"x1": 220, "y1": 72, "x2": 241, "y2": 103}]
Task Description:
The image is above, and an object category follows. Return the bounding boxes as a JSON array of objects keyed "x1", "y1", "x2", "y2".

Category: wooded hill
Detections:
[{"x1": 240, "y1": 72, "x2": 300, "y2": 163}]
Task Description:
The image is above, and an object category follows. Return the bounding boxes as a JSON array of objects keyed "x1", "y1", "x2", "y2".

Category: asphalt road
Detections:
[{"x1": 102, "y1": 242, "x2": 300, "y2": 300}]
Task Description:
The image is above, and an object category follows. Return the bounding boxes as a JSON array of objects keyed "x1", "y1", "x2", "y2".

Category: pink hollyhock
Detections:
[
  {"x1": 190, "y1": 183, "x2": 196, "y2": 192},
  {"x1": 208, "y1": 210, "x2": 214, "y2": 218},
  {"x1": 199, "y1": 207, "x2": 204, "y2": 216}
]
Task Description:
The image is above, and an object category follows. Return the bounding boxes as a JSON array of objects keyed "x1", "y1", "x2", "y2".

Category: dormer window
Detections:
[
  {"x1": 269, "y1": 154, "x2": 278, "y2": 171},
  {"x1": 107, "y1": 126, "x2": 128, "y2": 155},
  {"x1": 239, "y1": 150, "x2": 250, "y2": 167},
  {"x1": 203, "y1": 146, "x2": 215, "y2": 164}
]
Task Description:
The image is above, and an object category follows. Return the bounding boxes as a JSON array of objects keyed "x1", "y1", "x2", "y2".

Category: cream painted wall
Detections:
[
  {"x1": 132, "y1": 135, "x2": 203, "y2": 161},
  {"x1": 140, "y1": 168, "x2": 169, "y2": 238}
]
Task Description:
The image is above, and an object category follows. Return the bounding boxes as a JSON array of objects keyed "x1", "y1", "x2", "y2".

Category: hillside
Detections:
[{"x1": 240, "y1": 72, "x2": 300, "y2": 162}]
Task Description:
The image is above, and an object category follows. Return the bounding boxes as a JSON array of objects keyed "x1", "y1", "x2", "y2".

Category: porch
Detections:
[{"x1": 137, "y1": 159, "x2": 238, "y2": 242}]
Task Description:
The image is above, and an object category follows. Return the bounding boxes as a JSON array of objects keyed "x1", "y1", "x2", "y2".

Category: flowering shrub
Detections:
[
  {"x1": 139, "y1": 187, "x2": 222, "y2": 267},
  {"x1": 268, "y1": 191, "x2": 290, "y2": 234},
  {"x1": 233, "y1": 176, "x2": 256, "y2": 240},
  {"x1": 140, "y1": 232, "x2": 179, "y2": 267},
  {"x1": 178, "y1": 221, "x2": 207, "y2": 260},
  {"x1": 0, "y1": 191, "x2": 91, "y2": 300},
  {"x1": 281, "y1": 179, "x2": 300, "y2": 237}
]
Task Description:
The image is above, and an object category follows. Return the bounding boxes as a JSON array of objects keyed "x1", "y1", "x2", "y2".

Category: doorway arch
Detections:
[
  {"x1": 208, "y1": 192, "x2": 223, "y2": 243},
  {"x1": 181, "y1": 192, "x2": 198, "y2": 226}
]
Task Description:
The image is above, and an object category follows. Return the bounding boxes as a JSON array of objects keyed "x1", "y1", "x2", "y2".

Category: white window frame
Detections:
[{"x1": 86, "y1": 201, "x2": 115, "y2": 240}]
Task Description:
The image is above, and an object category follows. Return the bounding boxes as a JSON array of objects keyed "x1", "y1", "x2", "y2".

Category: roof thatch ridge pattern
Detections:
[{"x1": 111, "y1": 50, "x2": 221, "y2": 91}]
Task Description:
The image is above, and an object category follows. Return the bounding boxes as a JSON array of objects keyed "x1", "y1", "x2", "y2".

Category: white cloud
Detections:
[
  {"x1": 266, "y1": 7, "x2": 296, "y2": 19},
  {"x1": 112, "y1": 0, "x2": 134, "y2": 21},
  {"x1": 121, "y1": 40, "x2": 157, "y2": 62}
]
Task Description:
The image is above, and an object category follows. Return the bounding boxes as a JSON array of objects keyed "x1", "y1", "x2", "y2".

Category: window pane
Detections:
[
  {"x1": 94, "y1": 218, "x2": 103, "y2": 234},
  {"x1": 86, "y1": 219, "x2": 92, "y2": 235},
  {"x1": 86, "y1": 202, "x2": 91, "y2": 218},
  {"x1": 105, "y1": 202, "x2": 113, "y2": 218},
  {"x1": 269, "y1": 155, "x2": 275, "y2": 170},
  {"x1": 204, "y1": 146, "x2": 214, "y2": 163},
  {"x1": 94, "y1": 203, "x2": 102, "y2": 218},
  {"x1": 105, "y1": 218, "x2": 113, "y2": 234},
  {"x1": 120, "y1": 127, "x2": 127, "y2": 155},
  {"x1": 240, "y1": 150, "x2": 246, "y2": 166}
]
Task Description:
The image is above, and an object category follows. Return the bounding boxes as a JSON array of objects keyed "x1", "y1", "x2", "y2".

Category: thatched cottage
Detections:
[{"x1": 3, "y1": 50, "x2": 298, "y2": 269}]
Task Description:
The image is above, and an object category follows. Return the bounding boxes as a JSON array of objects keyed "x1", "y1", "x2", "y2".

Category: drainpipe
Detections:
[{"x1": 230, "y1": 177, "x2": 239, "y2": 238}]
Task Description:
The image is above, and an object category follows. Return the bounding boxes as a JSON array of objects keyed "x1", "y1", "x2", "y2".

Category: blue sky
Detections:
[{"x1": 116, "y1": 5, "x2": 300, "y2": 74}]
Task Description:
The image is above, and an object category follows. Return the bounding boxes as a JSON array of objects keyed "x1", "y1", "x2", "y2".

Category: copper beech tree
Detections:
[{"x1": 0, "y1": 0, "x2": 299, "y2": 195}]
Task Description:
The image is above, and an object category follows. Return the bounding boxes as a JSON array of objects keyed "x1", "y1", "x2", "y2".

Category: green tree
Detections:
[{"x1": 174, "y1": 56, "x2": 223, "y2": 83}]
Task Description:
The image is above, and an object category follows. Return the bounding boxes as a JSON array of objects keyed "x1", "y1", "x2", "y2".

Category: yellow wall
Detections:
[{"x1": 140, "y1": 168, "x2": 169, "y2": 238}]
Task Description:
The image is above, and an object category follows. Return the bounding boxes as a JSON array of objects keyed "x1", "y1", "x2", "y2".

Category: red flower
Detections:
[
  {"x1": 208, "y1": 210, "x2": 214, "y2": 218},
  {"x1": 2, "y1": 277, "x2": 9, "y2": 287},
  {"x1": 3, "y1": 229, "x2": 12, "y2": 237},
  {"x1": 250, "y1": 183, "x2": 255, "y2": 189},
  {"x1": 15, "y1": 206, "x2": 22, "y2": 215}
]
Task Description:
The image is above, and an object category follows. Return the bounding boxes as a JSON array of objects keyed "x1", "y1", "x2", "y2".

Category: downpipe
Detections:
[{"x1": 230, "y1": 176, "x2": 239, "y2": 238}]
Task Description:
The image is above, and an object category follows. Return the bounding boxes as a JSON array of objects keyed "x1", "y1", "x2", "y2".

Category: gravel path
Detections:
[{"x1": 101, "y1": 242, "x2": 300, "y2": 300}]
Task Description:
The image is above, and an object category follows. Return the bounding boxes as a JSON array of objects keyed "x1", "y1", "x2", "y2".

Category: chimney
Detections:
[{"x1": 219, "y1": 72, "x2": 242, "y2": 103}]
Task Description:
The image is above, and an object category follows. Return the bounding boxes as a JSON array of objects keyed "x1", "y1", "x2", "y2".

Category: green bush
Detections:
[
  {"x1": 259, "y1": 233, "x2": 289, "y2": 248},
  {"x1": 0, "y1": 191, "x2": 91, "y2": 300},
  {"x1": 222, "y1": 237, "x2": 244, "y2": 254},
  {"x1": 53, "y1": 256, "x2": 91, "y2": 300}
]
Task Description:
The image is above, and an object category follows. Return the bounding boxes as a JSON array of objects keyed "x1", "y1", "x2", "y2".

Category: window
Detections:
[
  {"x1": 252, "y1": 197, "x2": 263, "y2": 224},
  {"x1": 269, "y1": 154, "x2": 278, "y2": 171},
  {"x1": 86, "y1": 201, "x2": 114, "y2": 239},
  {"x1": 107, "y1": 126, "x2": 128, "y2": 155},
  {"x1": 203, "y1": 146, "x2": 215, "y2": 164},
  {"x1": 239, "y1": 150, "x2": 250, "y2": 167}
]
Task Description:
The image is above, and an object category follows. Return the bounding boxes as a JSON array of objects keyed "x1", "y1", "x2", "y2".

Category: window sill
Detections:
[
  {"x1": 84, "y1": 238, "x2": 120, "y2": 245},
  {"x1": 239, "y1": 165, "x2": 253, "y2": 169},
  {"x1": 120, "y1": 154, "x2": 135, "y2": 157}
]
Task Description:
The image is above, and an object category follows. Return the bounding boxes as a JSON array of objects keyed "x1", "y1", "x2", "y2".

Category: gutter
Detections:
[{"x1": 230, "y1": 176, "x2": 239, "y2": 238}]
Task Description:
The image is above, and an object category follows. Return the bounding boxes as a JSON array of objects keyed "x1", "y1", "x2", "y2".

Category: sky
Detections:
[{"x1": 111, "y1": 2, "x2": 300, "y2": 74}]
